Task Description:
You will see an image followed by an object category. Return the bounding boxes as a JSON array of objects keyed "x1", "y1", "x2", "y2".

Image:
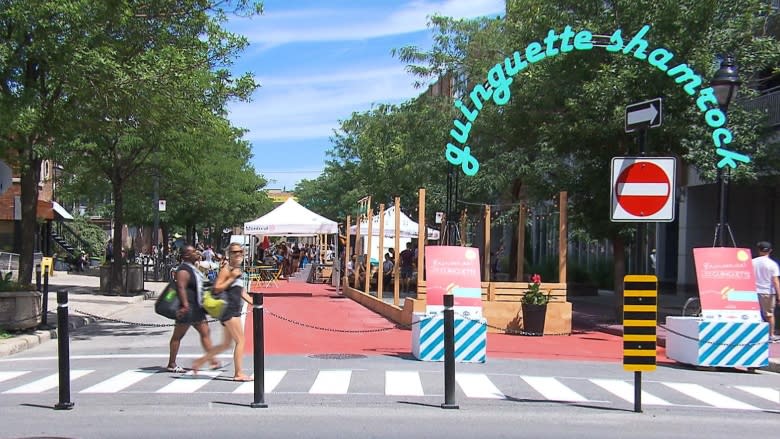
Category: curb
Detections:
[{"x1": 0, "y1": 291, "x2": 152, "y2": 358}]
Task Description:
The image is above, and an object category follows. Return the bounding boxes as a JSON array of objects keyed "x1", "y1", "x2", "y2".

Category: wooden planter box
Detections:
[{"x1": 0, "y1": 291, "x2": 43, "y2": 331}]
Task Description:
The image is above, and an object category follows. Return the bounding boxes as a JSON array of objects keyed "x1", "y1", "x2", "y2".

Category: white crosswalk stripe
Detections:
[
  {"x1": 522, "y1": 376, "x2": 588, "y2": 402},
  {"x1": 309, "y1": 370, "x2": 351, "y2": 394},
  {"x1": 156, "y1": 371, "x2": 221, "y2": 393},
  {"x1": 662, "y1": 382, "x2": 759, "y2": 410},
  {"x1": 456, "y1": 373, "x2": 505, "y2": 399},
  {"x1": 385, "y1": 371, "x2": 424, "y2": 396},
  {"x1": 233, "y1": 370, "x2": 287, "y2": 394},
  {"x1": 733, "y1": 385, "x2": 779, "y2": 404},
  {"x1": 3, "y1": 370, "x2": 93, "y2": 394},
  {"x1": 590, "y1": 379, "x2": 671, "y2": 406},
  {"x1": 0, "y1": 368, "x2": 776, "y2": 412}
]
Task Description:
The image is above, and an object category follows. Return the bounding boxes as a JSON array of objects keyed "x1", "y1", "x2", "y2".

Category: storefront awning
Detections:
[{"x1": 52, "y1": 201, "x2": 74, "y2": 221}]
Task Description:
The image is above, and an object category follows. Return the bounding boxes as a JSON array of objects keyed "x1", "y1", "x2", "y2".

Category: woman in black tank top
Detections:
[{"x1": 192, "y1": 243, "x2": 253, "y2": 381}]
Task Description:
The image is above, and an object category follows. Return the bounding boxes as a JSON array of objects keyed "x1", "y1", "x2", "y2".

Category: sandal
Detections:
[
  {"x1": 232, "y1": 375, "x2": 253, "y2": 382},
  {"x1": 166, "y1": 365, "x2": 185, "y2": 373}
]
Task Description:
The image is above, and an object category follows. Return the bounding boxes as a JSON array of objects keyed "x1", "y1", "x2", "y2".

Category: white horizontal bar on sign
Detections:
[{"x1": 617, "y1": 183, "x2": 668, "y2": 196}]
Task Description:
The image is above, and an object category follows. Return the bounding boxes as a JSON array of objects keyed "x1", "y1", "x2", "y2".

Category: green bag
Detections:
[
  {"x1": 202, "y1": 289, "x2": 227, "y2": 319},
  {"x1": 154, "y1": 282, "x2": 180, "y2": 320}
]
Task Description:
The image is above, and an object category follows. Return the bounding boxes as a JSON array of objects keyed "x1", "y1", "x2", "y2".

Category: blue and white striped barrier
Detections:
[
  {"x1": 666, "y1": 317, "x2": 769, "y2": 368},
  {"x1": 411, "y1": 314, "x2": 486, "y2": 363}
]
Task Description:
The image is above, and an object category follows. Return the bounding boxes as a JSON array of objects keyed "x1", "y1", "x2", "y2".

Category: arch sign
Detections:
[{"x1": 444, "y1": 24, "x2": 751, "y2": 176}]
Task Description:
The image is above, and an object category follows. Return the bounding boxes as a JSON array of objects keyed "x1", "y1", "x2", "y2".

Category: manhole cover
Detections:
[{"x1": 309, "y1": 353, "x2": 367, "y2": 360}]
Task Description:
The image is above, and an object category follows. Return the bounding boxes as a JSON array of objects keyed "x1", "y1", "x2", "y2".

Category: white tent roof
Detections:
[
  {"x1": 349, "y1": 205, "x2": 440, "y2": 240},
  {"x1": 244, "y1": 198, "x2": 338, "y2": 236}
]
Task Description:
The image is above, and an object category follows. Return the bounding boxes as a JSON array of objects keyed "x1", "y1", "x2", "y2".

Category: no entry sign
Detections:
[{"x1": 611, "y1": 157, "x2": 676, "y2": 222}]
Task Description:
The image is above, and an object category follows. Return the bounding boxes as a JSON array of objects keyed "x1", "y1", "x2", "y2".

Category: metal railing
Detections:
[{"x1": 742, "y1": 86, "x2": 780, "y2": 127}]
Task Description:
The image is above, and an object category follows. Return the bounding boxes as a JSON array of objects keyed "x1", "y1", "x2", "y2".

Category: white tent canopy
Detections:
[
  {"x1": 349, "y1": 205, "x2": 440, "y2": 240},
  {"x1": 244, "y1": 198, "x2": 338, "y2": 236}
]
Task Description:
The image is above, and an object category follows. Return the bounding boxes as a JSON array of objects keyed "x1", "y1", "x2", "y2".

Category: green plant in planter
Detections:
[
  {"x1": 521, "y1": 273, "x2": 550, "y2": 305},
  {"x1": 0, "y1": 272, "x2": 35, "y2": 292}
]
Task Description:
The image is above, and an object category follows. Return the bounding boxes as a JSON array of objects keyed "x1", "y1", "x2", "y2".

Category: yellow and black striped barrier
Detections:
[{"x1": 623, "y1": 274, "x2": 657, "y2": 372}]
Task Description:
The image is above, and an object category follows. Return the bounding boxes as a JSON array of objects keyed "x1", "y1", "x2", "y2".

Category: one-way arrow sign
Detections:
[{"x1": 625, "y1": 98, "x2": 662, "y2": 133}]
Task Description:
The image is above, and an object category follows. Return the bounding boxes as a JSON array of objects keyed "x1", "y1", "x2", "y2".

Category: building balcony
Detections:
[{"x1": 742, "y1": 86, "x2": 780, "y2": 128}]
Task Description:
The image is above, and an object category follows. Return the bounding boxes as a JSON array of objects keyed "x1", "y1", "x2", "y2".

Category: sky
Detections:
[{"x1": 224, "y1": 0, "x2": 505, "y2": 190}]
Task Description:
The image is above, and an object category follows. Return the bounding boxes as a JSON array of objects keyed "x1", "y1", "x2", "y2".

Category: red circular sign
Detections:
[{"x1": 615, "y1": 162, "x2": 670, "y2": 217}]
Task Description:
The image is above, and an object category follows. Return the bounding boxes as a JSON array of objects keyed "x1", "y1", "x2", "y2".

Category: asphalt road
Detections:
[{"x1": 0, "y1": 298, "x2": 777, "y2": 438}]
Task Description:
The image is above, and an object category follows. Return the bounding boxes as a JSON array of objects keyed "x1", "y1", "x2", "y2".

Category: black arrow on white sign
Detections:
[{"x1": 625, "y1": 98, "x2": 662, "y2": 133}]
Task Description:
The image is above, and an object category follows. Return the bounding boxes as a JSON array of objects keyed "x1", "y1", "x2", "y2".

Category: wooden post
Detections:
[
  {"x1": 516, "y1": 203, "x2": 526, "y2": 281},
  {"x1": 345, "y1": 215, "x2": 351, "y2": 288},
  {"x1": 365, "y1": 207, "x2": 373, "y2": 295},
  {"x1": 559, "y1": 191, "x2": 568, "y2": 283},
  {"x1": 417, "y1": 188, "x2": 426, "y2": 300},
  {"x1": 354, "y1": 208, "x2": 362, "y2": 290},
  {"x1": 483, "y1": 204, "x2": 491, "y2": 282},
  {"x1": 377, "y1": 204, "x2": 385, "y2": 298},
  {"x1": 394, "y1": 197, "x2": 401, "y2": 306}
]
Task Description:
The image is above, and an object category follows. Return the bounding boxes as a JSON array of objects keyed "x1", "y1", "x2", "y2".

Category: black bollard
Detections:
[
  {"x1": 35, "y1": 264, "x2": 41, "y2": 292},
  {"x1": 40, "y1": 270, "x2": 50, "y2": 328},
  {"x1": 441, "y1": 293, "x2": 459, "y2": 409},
  {"x1": 250, "y1": 292, "x2": 268, "y2": 408},
  {"x1": 54, "y1": 290, "x2": 74, "y2": 410}
]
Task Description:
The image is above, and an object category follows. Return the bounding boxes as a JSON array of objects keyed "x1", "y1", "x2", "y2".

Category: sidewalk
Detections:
[{"x1": 0, "y1": 271, "x2": 168, "y2": 356}]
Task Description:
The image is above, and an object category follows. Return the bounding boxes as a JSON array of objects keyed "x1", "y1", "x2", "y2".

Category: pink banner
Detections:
[
  {"x1": 693, "y1": 247, "x2": 761, "y2": 320},
  {"x1": 425, "y1": 246, "x2": 482, "y2": 313}
]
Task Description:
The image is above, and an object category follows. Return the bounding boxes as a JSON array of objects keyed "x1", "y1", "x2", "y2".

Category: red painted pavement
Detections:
[{"x1": 244, "y1": 282, "x2": 672, "y2": 364}]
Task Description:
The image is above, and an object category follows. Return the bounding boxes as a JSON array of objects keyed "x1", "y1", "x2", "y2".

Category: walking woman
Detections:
[{"x1": 192, "y1": 243, "x2": 253, "y2": 381}]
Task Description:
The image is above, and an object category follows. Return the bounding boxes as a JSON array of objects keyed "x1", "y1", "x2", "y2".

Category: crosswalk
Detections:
[{"x1": 1, "y1": 368, "x2": 777, "y2": 411}]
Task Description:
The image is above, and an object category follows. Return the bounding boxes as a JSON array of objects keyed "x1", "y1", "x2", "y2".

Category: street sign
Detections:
[
  {"x1": 625, "y1": 98, "x2": 662, "y2": 133},
  {"x1": 610, "y1": 157, "x2": 676, "y2": 222},
  {"x1": 158, "y1": 200, "x2": 166, "y2": 211},
  {"x1": 623, "y1": 275, "x2": 658, "y2": 372}
]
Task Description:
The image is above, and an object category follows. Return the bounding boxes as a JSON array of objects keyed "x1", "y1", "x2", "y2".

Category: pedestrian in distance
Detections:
[
  {"x1": 191, "y1": 243, "x2": 253, "y2": 381},
  {"x1": 165, "y1": 245, "x2": 220, "y2": 373},
  {"x1": 753, "y1": 241, "x2": 780, "y2": 342}
]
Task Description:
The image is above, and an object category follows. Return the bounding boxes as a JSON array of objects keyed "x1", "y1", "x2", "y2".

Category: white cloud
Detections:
[
  {"x1": 228, "y1": 65, "x2": 420, "y2": 141},
  {"x1": 232, "y1": 0, "x2": 505, "y2": 46}
]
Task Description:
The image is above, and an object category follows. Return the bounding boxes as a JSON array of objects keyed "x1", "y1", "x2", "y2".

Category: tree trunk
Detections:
[
  {"x1": 110, "y1": 178, "x2": 125, "y2": 294},
  {"x1": 18, "y1": 155, "x2": 42, "y2": 285},
  {"x1": 612, "y1": 235, "x2": 626, "y2": 323}
]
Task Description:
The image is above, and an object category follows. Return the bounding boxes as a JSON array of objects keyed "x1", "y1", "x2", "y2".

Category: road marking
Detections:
[
  {"x1": 156, "y1": 371, "x2": 221, "y2": 393},
  {"x1": 233, "y1": 370, "x2": 287, "y2": 394},
  {"x1": 3, "y1": 370, "x2": 93, "y2": 394},
  {"x1": 663, "y1": 382, "x2": 759, "y2": 410},
  {"x1": 733, "y1": 385, "x2": 779, "y2": 404},
  {"x1": 309, "y1": 370, "x2": 351, "y2": 394},
  {"x1": 81, "y1": 369, "x2": 156, "y2": 393},
  {"x1": 522, "y1": 376, "x2": 587, "y2": 402},
  {"x1": 0, "y1": 371, "x2": 29, "y2": 383},
  {"x1": 455, "y1": 373, "x2": 504, "y2": 399},
  {"x1": 590, "y1": 379, "x2": 671, "y2": 405},
  {"x1": 385, "y1": 371, "x2": 424, "y2": 396}
]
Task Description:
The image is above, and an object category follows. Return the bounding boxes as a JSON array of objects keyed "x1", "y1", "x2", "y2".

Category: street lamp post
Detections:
[{"x1": 709, "y1": 55, "x2": 741, "y2": 247}]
